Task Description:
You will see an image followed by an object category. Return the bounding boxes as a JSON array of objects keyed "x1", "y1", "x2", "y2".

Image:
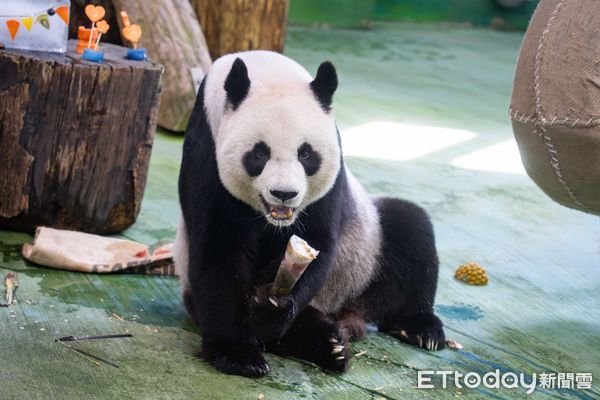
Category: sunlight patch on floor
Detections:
[
  {"x1": 340, "y1": 121, "x2": 476, "y2": 161},
  {"x1": 451, "y1": 139, "x2": 526, "y2": 175}
]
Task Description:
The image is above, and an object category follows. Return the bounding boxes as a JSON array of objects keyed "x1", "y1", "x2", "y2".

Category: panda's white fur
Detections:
[
  {"x1": 175, "y1": 51, "x2": 381, "y2": 314},
  {"x1": 173, "y1": 214, "x2": 189, "y2": 292},
  {"x1": 310, "y1": 167, "x2": 382, "y2": 313},
  {"x1": 204, "y1": 51, "x2": 314, "y2": 137}
]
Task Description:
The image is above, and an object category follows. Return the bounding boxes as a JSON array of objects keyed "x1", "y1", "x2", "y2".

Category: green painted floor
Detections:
[{"x1": 1, "y1": 22, "x2": 599, "y2": 400}]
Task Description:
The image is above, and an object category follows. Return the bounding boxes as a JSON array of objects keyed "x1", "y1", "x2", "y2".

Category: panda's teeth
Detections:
[{"x1": 269, "y1": 205, "x2": 294, "y2": 220}]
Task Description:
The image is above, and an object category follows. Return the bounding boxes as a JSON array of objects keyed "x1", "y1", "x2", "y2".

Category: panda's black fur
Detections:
[{"x1": 178, "y1": 54, "x2": 444, "y2": 378}]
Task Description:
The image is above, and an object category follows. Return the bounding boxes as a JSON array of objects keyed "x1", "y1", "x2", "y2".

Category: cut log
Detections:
[
  {"x1": 0, "y1": 41, "x2": 163, "y2": 234},
  {"x1": 192, "y1": 0, "x2": 290, "y2": 59},
  {"x1": 111, "y1": 0, "x2": 212, "y2": 132}
]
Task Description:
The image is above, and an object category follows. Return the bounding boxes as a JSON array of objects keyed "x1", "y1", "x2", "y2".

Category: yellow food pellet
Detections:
[{"x1": 454, "y1": 262, "x2": 488, "y2": 286}]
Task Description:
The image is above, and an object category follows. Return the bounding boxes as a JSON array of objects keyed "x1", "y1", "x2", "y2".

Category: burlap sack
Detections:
[{"x1": 510, "y1": 0, "x2": 600, "y2": 215}]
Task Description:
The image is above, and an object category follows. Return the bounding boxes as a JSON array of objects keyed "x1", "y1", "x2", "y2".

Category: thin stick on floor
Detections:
[
  {"x1": 68, "y1": 347, "x2": 120, "y2": 368},
  {"x1": 55, "y1": 339, "x2": 101, "y2": 367}
]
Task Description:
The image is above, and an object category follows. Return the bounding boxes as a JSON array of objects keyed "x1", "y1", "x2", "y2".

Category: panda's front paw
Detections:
[{"x1": 249, "y1": 285, "x2": 297, "y2": 342}]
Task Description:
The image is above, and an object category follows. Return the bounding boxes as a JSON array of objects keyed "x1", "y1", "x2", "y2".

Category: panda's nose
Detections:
[{"x1": 270, "y1": 190, "x2": 298, "y2": 202}]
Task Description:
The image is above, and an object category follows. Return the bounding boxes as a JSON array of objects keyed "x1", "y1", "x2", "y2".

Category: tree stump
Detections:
[
  {"x1": 0, "y1": 41, "x2": 163, "y2": 234},
  {"x1": 111, "y1": 0, "x2": 212, "y2": 132},
  {"x1": 192, "y1": 0, "x2": 289, "y2": 59}
]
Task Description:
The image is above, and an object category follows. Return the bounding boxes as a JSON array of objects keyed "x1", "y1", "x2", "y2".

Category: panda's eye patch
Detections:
[
  {"x1": 254, "y1": 147, "x2": 268, "y2": 159},
  {"x1": 243, "y1": 141, "x2": 270, "y2": 177},
  {"x1": 298, "y1": 146, "x2": 312, "y2": 160},
  {"x1": 297, "y1": 142, "x2": 321, "y2": 176}
]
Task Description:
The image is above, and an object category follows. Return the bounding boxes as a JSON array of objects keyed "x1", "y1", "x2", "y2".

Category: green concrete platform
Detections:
[{"x1": 1, "y1": 22, "x2": 599, "y2": 400}]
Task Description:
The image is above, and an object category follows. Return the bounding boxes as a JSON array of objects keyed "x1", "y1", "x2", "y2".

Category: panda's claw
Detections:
[
  {"x1": 386, "y1": 312, "x2": 446, "y2": 352},
  {"x1": 416, "y1": 335, "x2": 423, "y2": 348},
  {"x1": 314, "y1": 327, "x2": 351, "y2": 372},
  {"x1": 331, "y1": 344, "x2": 344, "y2": 354}
]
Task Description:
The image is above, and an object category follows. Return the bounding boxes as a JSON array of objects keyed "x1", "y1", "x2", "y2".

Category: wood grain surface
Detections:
[
  {"x1": 192, "y1": 0, "x2": 289, "y2": 59},
  {"x1": 0, "y1": 41, "x2": 162, "y2": 234}
]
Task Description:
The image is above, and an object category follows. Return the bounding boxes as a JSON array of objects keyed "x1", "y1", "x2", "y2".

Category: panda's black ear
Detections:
[
  {"x1": 310, "y1": 61, "x2": 338, "y2": 112},
  {"x1": 224, "y1": 58, "x2": 251, "y2": 110}
]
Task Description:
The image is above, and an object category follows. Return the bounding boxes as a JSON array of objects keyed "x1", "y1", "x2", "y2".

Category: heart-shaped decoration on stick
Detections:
[
  {"x1": 123, "y1": 24, "x2": 142, "y2": 47},
  {"x1": 94, "y1": 20, "x2": 110, "y2": 50},
  {"x1": 85, "y1": 5, "x2": 106, "y2": 23},
  {"x1": 96, "y1": 20, "x2": 110, "y2": 34}
]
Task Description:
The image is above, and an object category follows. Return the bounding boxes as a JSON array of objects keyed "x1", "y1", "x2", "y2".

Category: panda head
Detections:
[{"x1": 213, "y1": 55, "x2": 340, "y2": 227}]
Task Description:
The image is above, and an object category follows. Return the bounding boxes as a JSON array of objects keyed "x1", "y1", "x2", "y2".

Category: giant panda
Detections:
[{"x1": 174, "y1": 51, "x2": 445, "y2": 378}]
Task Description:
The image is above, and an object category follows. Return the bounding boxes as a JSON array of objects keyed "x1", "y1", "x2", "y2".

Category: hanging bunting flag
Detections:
[
  {"x1": 6, "y1": 20, "x2": 20, "y2": 40},
  {"x1": 35, "y1": 14, "x2": 50, "y2": 30},
  {"x1": 0, "y1": 2, "x2": 68, "y2": 42},
  {"x1": 55, "y1": 5, "x2": 69, "y2": 25},
  {"x1": 21, "y1": 16, "x2": 34, "y2": 31}
]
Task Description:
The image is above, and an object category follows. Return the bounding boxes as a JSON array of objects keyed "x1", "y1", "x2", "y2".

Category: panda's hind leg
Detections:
[
  {"x1": 265, "y1": 306, "x2": 351, "y2": 372},
  {"x1": 336, "y1": 308, "x2": 367, "y2": 342},
  {"x1": 358, "y1": 197, "x2": 445, "y2": 351}
]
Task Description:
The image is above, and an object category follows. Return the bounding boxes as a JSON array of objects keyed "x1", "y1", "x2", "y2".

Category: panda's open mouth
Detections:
[{"x1": 260, "y1": 196, "x2": 295, "y2": 221}]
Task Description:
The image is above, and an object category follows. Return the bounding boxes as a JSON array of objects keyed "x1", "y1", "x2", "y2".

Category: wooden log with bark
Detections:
[
  {"x1": 0, "y1": 41, "x2": 163, "y2": 234},
  {"x1": 192, "y1": 0, "x2": 289, "y2": 59},
  {"x1": 111, "y1": 0, "x2": 212, "y2": 132}
]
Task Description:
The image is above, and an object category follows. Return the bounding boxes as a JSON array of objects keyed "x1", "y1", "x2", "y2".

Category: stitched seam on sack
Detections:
[
  {"x1": 508, "y1": 108, "x2": 600, "y2": 128},
  {"x1": 531, "y1": 0, "x2": 588, "y2": 211},
  {"x1": 539, "y1": 126, "x2": 587, "y2": 209},
  {"x1": 533, "y1": 0, "x2": 564, "y2": 123}
]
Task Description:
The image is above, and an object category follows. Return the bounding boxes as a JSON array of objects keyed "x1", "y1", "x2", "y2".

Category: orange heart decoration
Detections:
[
  {"x1": 96, "y1": 20, "x2": 110, "y2": 34},
  {"x1": 122, "y1": 24, "x2": 142, "y2": 44},
  {"x1": 85, "y1": 5, "x2": 105, "y2": 23}
]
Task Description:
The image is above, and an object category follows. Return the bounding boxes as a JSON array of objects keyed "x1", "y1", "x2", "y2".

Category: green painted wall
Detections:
[
  {"x1": 289, "y1": 0, "x2": 376, "y2": 28},
  {"x1": 376, "y1": 0, "x2": 539, "y2": 30},
  {"x1": 289, "y1": 0, "x2": 539, "y2": 30}
]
